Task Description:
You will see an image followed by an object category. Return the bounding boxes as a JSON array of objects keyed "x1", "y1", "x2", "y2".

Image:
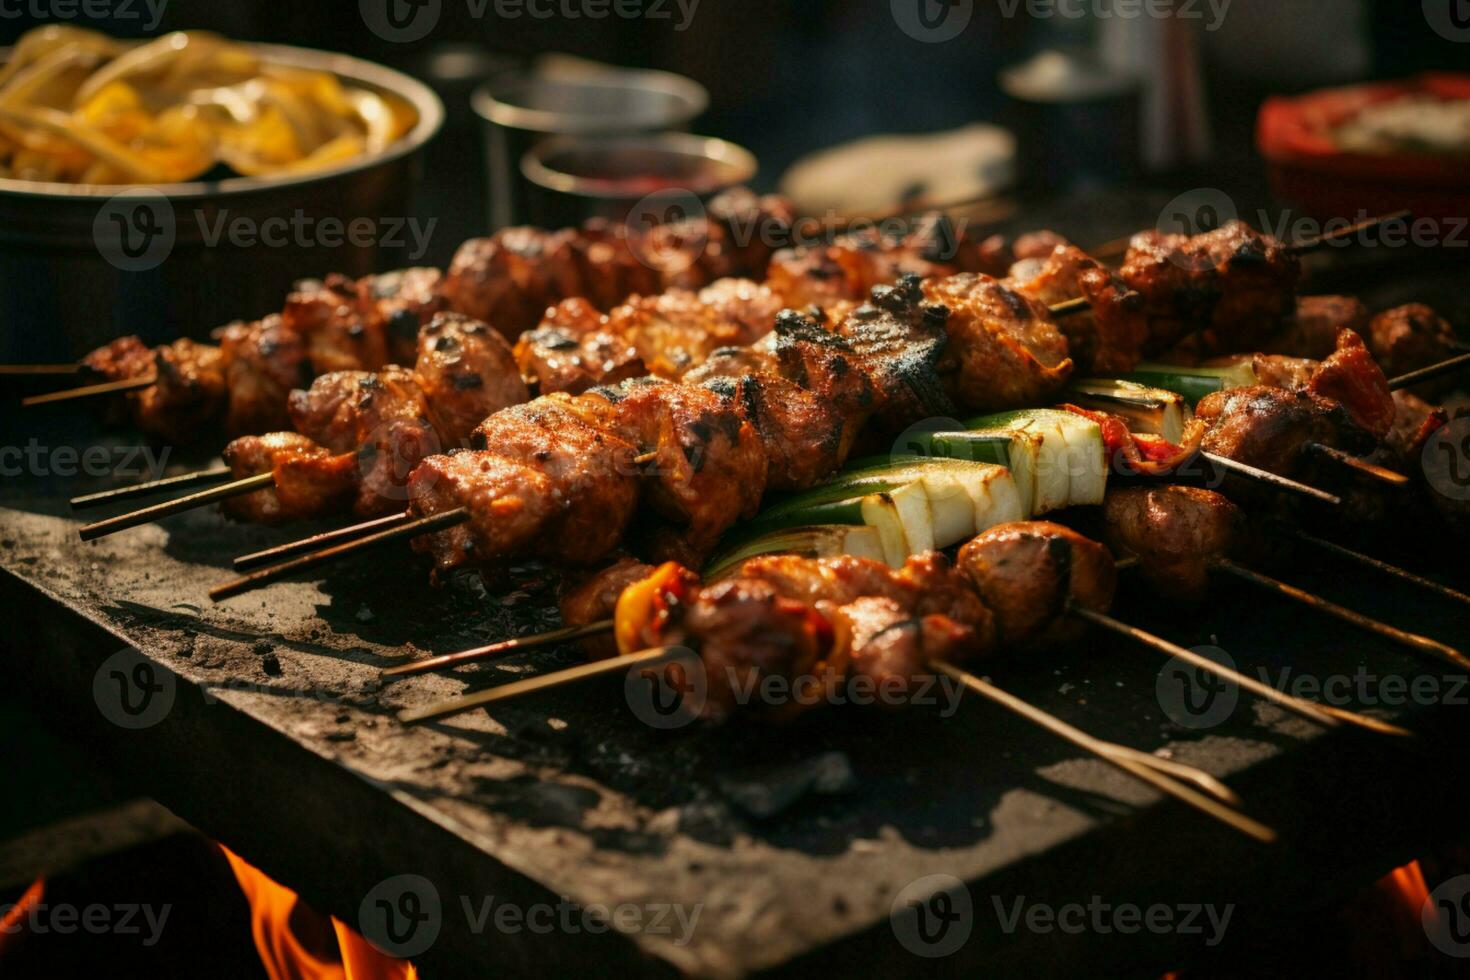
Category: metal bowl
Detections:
[{"x1": 0, "y1": 43, "x2": 445, "y2": 362}]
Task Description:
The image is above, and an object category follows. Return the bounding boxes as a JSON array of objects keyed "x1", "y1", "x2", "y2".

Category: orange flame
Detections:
[
  {"x1": 0, "y1": 878, "x2": 46, "y2": 957},
  {"x1": 220, "y1": 845, "x2": 417, "y2": 980},
  {"x1": 1370, "y1": 859, "x2": 1433, "y2": 957}
]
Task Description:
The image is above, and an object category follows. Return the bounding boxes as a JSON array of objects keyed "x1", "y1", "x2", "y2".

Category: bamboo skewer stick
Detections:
[
  {"x1": 22, "y1": 373, "x2": 157, "y2": 407},
  {"x1": 0, "y1": 364, "x2": 81, "y2": 376},
  {"x1": 381, "y1": 621, "x2": 616, "y2": 679},
  {"x1": 78, "y1": 473, "x2": 275, "y2": 542},
  {"x1": 1387, "y1": 352, "x2": 1470, "y2": 392},
  {"x1": 1305, "y1": 443, "x2": 1409, "y2": 487},
  {"x1": 233, "y1": 512, "x2": 416, "y2": 571},
  {"x1": 70, "y1": 467, "x2": 233, "y2": 510},
  {"x1": 1201, "y1": 452, "x2": 1342, "y2": 506},
  {"x1": 1285, "y1": 210, "x2": 1413, "y2": 254},
  {"x1": 1278, "y1": 528, "x2": 1470, "y2": 610},
  {"x1": 209, "y1": 508, "x2": 470, "y2": 601},
  {"x1": 1214, "y1": 559, "x2": 1470, "y2": 671}
]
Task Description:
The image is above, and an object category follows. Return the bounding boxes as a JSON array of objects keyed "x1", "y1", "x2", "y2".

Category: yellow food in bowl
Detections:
[{"x1": 0, "y1": 26, "x2": 419, "y2": 185}]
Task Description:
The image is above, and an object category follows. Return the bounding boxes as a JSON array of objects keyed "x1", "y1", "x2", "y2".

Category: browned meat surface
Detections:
[
  {"x1": 606, "y1": 279, "x2": 784, "y2": 378},
  {"x1": 834, "y1": 596, "x2": 977, "y2": 701},
  {"x1": 698, "y1": 372, "x2": 852, "y2": 491},
  {"x1": 1384, "y1": 391, "x2": 1448, "y2": 467},
  {"x1": 88, "y1": 338, "x2": 227, "y2": 444},
  {"x1": 735, "y1": 553, "x2": 916, "y2": 607},
  {"x1": 1368, "y1": 304, "x2": 1459, "y2": 394},
  {"x1": 369, "y1": 267, "x2": 448, "y2": 365},
  {"x1": 703, "y1": 187, "x2": 797, "y2": 275},
  {"x1": 288, "y1": 366, "x2": 439, "y2": 516},
  {"x1": 1122, "y1": 221, "x2": 1300, "y2": 356},
  {"x1": 443, "y1": 227, "x2": 584, "y2": 337},
  {"x1": 515, "y1": 298, "x2": 646, "y2": 396},
  {"x1": 1247, "y1": 353, "x2": 1318, "y2": 390},
  {"x1": 217, "y1": 315, "x2": 310, "y2": 437},
  {"x1": 560, "y1": 557, "x2": 654, "y2": 660},
  {"x1": 411, "y1": 398, "x2": 640, "y2": 574},
  {"x1": 281, "y1": 274, "x2": 391, "y2": 374},
  {"x1": 833, "y1": 277, "x2": 956, "y2": 428},
  {"x1": 415, "y1": 313, "x2": 528, "y2": 447},
  {"x1": 1265, "y1": 296, "x2": 1370, "y2": 359},
  {"x1": 582, "y1": 380, "x2": 767, "y2": 560},
  {"x1": 922, "y1": 273, "x2": 1073, "y2": 411},
  {"x1": 956, "y1": 521, "x2": 1116, "y2": 648},
  {"x1": 1306, "y1": 328, "x2": 1395, "y2": 439},
  {"x1": 765, "y1": 225, "x2": 956, "y2": 309},
  {"x1": 221, "y1": 432, "x2": 357, "y2": 524},
  {"x1": 1102, "y1": 486, "x2": 1241, "y2": 602},
  {"x1": 1196, "y1": 384, "x2": 1373, "y2": 476},
  {"x1": 1011, "y1": 244, "x2": 1149, "y2": 373}
]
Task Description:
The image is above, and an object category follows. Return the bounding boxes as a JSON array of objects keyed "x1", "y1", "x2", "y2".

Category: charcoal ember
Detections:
[{"x1": 717, "y1": 751, "x2": 858, "y2": 819}]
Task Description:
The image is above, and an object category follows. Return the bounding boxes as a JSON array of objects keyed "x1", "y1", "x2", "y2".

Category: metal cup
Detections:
[
  {"x1": 520, "y1": 132, "x2": 757, "y2": 230},
  {"x1": 472, "y1": 68, "x2": 709, "y2": 230}
]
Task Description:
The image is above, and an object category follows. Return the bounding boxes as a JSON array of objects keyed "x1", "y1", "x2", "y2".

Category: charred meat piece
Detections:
[
  {"x1": 415, "y1": 312, "x2": 528, "y2": 447},
  {"x1": 1102, "y1": 486, "x2": 1241, "y2": 603},
  {"x1": 1384, "y1": 391, "x2": 1449, "y2": 468},
  {"x1": 1196, "y1": 384, "x2": 1374, "y2": 478},
  {"x1": 81, "y1": 337, "x2": 228, "y2": 444},
  {"x1": 1306, "y1": 328, "x2": 1395, "y2": 439},
  {"x1": 221, "y1": 432, "x2": 358, "y2": 524},
  {"x1": 956, "y1": 521, "x2": 1116, "y2": 649},
  {"x1": 1122, "y1": 221, "x2": 1300, "y2": 356},
  {"x1": 698, "y1": 372, "x2": 853, "y2": 491},
  {"x1": 1265, "y1": 295, "x2": 1370, "y2": 360},
  {"x1": 370, "y1": 268, "x2": 448, "y2": 365},
  {"x1": 834, "y1": 276, "x2": 956, "y2": 429},
  {"x1": 282, "y1": 274, "x2": 391, "y2": 374},
  {"x1": 442, "y1": 227, "x2": 584, "y2": 338},
  {"x1": 515, "y1": 298, "x2": 646, "y2": 396},
  {"x1": 834, "y1": 595, "x2": 978, "y2": 703},
  {"x1": 703, "y1": 187, "x2": 796, "y2": 275},
  {"x1": 921, "y1": 273, "x2": 1073, "y2": 412},
  {"x1": 606, "y1": 278, "x2": 784, "y2": 379},
  {"x1": 216, "y1": 315, "x2": 310, "y2": 437},
  {"x1": 410, "y1": 399, "x2": 641, "y2": 574},
  {"x1": 1010, "y1": 244, "x2": 1149, "y2": 374},
  {"x1": 1368, "y1": 304, "x2": 1460, "y2": 395}
]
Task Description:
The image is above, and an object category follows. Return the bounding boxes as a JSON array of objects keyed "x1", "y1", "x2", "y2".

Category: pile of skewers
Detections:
[{"x1": 10, "y1": 194, "x2": 1469, "y2": 844}]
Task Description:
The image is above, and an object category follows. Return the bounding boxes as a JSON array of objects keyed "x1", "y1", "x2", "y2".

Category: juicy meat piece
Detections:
[
  {"x1": 682, "y1": 345, "x2": 781, "y2": 384},
  {"x1": 1196, "y1": 384, "x2": 1374, "y2": 478},
  {"x1": 560, "y1": 557, "x2": 654, "y2": 660},
  {"x1": 282, "y1": 274, "x2": 391, "y2": 374},
  {"x1": 1384, "y1": 391, "x2": 1448, "y2": 467},
  {"x1": 414, "y1": 313, "x2": 528, "y2": 447},
  {"x1": 605, "y1": 278, "x2": 784, "y2": 379},
  {"x1": 704, "y1": 187, "x2": 797, "y2": 274},
  {"x1": 834, "y1": 277, "x2": 956, "y2": 428},
  {"x1": 1266, "y1": 296, "x2": 1370, "y2": 359},
  {"x1": 956, "y1": 521, "x2": 1116, "y2": 648},
  {"x1": 766, "y1": 309, "x2": 880, "y2": 423},
  {"x1": 583, "y1": 380, "x2": 767, "y2": 559},
  {"x1": 1010, "y1": 244, "x2": 1149, "y2": 373},
  {"x1": 221, "y1": 432, "x2": 357, "y2": 524},
  {"x1": 82, "y1": 337, "x2": 228, "y2": 444},
  {"x1": 834, "y1": 596, "x2": 977, "y2": 702},
  {"x1": 765, "y1": 222, "x2": 960, "y2": 309},
  {"x1": 699, "y1": 373, "x2": 852, "y2": 491},
  {"x1": 1368, "y1": 304, "x2": 1459, "y2": 394},
  {"x1": 735, "y1": 553, "x2": 916, "y2": 607},
  {"x1": 1122, "y1": 221, "x2": 1300, "y2": 356},
  {"x1": 515, "y1": 298, "x2": 645, "y2": 395},
  {"x1": 368, "y1": 268, "x2": 448, "y2": 365},
  {"x1": 411, "y1": 399, "x2": 641, "y2": 573},
  {"x1": 216, "y1": 315, "x2": 310, "y2": 437},
  {"x1": 289, "y1": 366, "x2": 440, "y2": 516},
  {"x1": 1306, "y1": 329, "x2": 1395, "y2": 439},
  {"x1": 1247, "y1": 353, "x2": 1318, "y2": 390},
  {"x1": 443, "y1": 227, "x2": 583, "y2": 337},
  {"x1": 1103, "y1": 486, "x2": 1241, "y2": 603},
  {"x1": 921, "y1": 273, "x2": 1073, "y2": 412}
]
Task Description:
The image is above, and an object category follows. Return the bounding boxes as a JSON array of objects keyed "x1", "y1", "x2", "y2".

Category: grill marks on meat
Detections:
[
  {"x1": 217, "y1": 316, "x2": 310, "y2": 437},
  {"x1": 956, "y1": 522, "x2": 1116, "y2": 649},
  {"x1": 514, "y1": 298, "x2": 646, "y2": 396},
  {"x1": 1010, "y1": 244, "x2": 1149, "y2": 374},
  {"x1": 921, "y1": 273, "x2": 1073, "y2": 411},
  {"x1": 82, "y1": 336, "x2": 227, "y2": 444},
  {"x1": 698, "y1": 373, "x2": 850, "y2": 491},
  {"x1": 1122, "y1": 221, "x2": 1300, "y2": 357},
  {"x1": 415, "y1": 313, "x2": 528, "y2": 446},
  {"x1": 1102, "y1": 486, "x2": 1240, "y2": 602},
  {"x1": 764, "y1": 221, "x2": 962, "y2": 309},
  {"x1": 222, "y1": 432, "x2": 357, "y2": 524}
]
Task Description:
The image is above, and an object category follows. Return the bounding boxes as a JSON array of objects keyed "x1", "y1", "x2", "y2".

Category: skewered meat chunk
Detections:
[
  {"x1": 1196, "y1": 385, "x2": 1373, "y2": 478},
  {"x1": 1305, "y1": 328, "x2": 1395, "y2": 439},
  {"x1": 216, "y1": 315, "x2": 310, "y2": 437},
  {"x1": 956, "y1": 522, "x2": 1116, "y2": 648},
  {"x1": 834, "y1": 595, "x2": 978, "y2": 702},
  {"x1": 221, "y1": 432, "x2": 357, "y2": 524},
  {"x1": 1384, "y1": 391, "x2": 1448, "y2": 467},
  {"x1": 1368, "y1": 304, "x2": 1459, "y2": 394},
  {"x1": 282, "y1": 274, "x2": 392, "y2": 374},
  {"x1": 1265, "y1": 295, "x2": 1370, "y2": 359},
  {"x1": 443, "y1": 227, "x2": 584, "y2": 337},
  {"x1": 515, "y1": 298, "x2": 646, "y2": 396},
  {"x1": 1122, "y1": 221, "x2": 1300, "y2": 356},
  {"x1": 833, "y1": 277, "x2": 956, "y2": 428},
  {"x1": 83, "y1": 337, "x2": 228, "y2": 444},
  {"x1": 414, "y1": 313, "x2": 528, "y2": 447},
  {"x1": 413, "y1": 399, "x2": 641, "y2": 574},
  {"x1": 698, "y1": 373, "x2": 852, "y2": 491},
  {"x1": 559, "y1": 557, "x2": 654, "y2": 660},
  {"x1": 605, "y1": 279, "x2": 784, "y2": 379},
  {"x1": 765, "y1": 225, "x2": 956, "y2": 309},
  {"x1": 702, "y1": 187, "x2": 797, "y2": 275},
  {"x1": 372, "y1": 268, "x2": 449, "y2": 365},
  {"x1": 289, "y1": 366, "x2": 440, "y2": 516},
  {"x1": 577, "y1": 379, "x2": 768, "y2": 560},
  {"x1": 921, "y1": 273, "x2": 1073, "y2": 412},
  {"x1": 1102, "y1": 486, "x2": 1241, "y2": 603},
  {"x1": 1010, "y1": 244, "x2": 1149, "y2": 374}
]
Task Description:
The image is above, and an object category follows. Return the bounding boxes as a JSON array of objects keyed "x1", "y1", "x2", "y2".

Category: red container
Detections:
[{"x1": 1256, "y1": 74, "x2": 1470, "y2": 222}]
